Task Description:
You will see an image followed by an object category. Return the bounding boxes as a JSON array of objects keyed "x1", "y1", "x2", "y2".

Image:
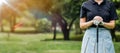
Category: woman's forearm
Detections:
[
  {"x1": 80, "y1": 20, "x2": 93, "y2": 29},
  {"x1": 103, "y1": 22, "x2": 115, "y2": 29}
]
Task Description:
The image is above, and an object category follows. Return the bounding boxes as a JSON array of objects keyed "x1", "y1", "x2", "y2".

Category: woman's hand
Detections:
[
  {"x1": 93, "y1": 16, "x2": 103, "y2": 25},
  {"x1": 93, "y1": 16, "x2": 103, "y2": 22},
  {"x1": 93, "y1": 16, "x2": 115, "y2": 29}
]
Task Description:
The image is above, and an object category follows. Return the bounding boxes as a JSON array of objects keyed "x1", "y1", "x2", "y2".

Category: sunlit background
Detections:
[{"x1": 0, "y1": 0, "x2": 120, "y2": 53}]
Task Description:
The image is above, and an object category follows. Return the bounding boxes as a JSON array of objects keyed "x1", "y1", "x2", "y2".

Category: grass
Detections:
[
  {"x1": 0, "y1": 32, "x2": 120, "y2": 53},
  {"x1": 0, "y1": 32, "x2": 81, "y2": 53}
]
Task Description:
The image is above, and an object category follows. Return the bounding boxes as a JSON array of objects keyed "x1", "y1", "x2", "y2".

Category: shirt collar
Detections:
[{"x1": 90, "y1": 0, "x2": 106, "y2": 5}]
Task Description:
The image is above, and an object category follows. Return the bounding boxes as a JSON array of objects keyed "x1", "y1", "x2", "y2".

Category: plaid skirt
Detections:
[{"x1": 81, "y1": 28, "x2": 115, "y2": 53}]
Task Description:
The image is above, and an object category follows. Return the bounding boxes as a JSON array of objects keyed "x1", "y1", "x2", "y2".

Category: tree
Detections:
[
  {"x1": 23, "y1": 0, "x2": 84, "y2": 40},
  {"x1": 0, "y1": 0, "x2": 28, "y2": 32},
  {"x1": 1, "y1": 0, "x2": 85, "y2": 40},
  {"x1": 60, "y1": 0, "x2": 84, "y2": 40}
]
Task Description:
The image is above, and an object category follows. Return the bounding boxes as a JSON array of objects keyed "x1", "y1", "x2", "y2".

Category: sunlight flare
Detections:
[{"x1": 0, "y1": 0, "x2": 6, "y2": 6}]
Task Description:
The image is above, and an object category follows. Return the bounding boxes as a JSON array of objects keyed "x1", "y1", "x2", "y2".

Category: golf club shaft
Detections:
[{"x1": 96, "y1": 25, "x2": 99, "y2": 53}]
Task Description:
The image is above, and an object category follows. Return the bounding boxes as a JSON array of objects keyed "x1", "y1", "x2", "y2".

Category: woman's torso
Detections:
[{"x1": 82, "y1": 0, "x2": 112, "y2": 22}]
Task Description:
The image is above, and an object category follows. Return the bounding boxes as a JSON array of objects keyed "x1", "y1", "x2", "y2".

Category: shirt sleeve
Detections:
[
  {"x1": 109, "y1": 3, "x2": 118, "y2": 20},
  {"x1": 80, "y1": 3, "x2": 87, "y2": 18}
]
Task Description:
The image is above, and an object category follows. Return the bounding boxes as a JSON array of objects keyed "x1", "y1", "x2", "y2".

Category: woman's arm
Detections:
[
  {"x1": 102, "y1": 20, "x2": 115, "y2": 29},
  {"x1": 92, "y1": 16, "x2": 116, "y2": 29},
  {"x1": 80, "y1": 17, "x2": 93, "y2": 30}
]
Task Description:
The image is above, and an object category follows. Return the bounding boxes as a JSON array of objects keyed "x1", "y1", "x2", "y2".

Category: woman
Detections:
[{"x1": 80, "y1": 0, "x2": 118, "y2": 53}]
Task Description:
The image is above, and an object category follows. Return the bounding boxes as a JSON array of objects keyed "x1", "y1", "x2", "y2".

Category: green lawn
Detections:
[{"x1": 0, "y1": 32, "x2": 120, "y2": 53}]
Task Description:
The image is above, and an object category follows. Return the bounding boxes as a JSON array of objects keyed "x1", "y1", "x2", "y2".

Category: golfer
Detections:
[{"x1": 80, "y1": 0, "x2": 118, "y2": 53}]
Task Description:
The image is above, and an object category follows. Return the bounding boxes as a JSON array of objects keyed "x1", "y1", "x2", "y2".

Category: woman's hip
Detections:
[{"x1": 84, "y1": 27, "x2": 112, "y2": 40}]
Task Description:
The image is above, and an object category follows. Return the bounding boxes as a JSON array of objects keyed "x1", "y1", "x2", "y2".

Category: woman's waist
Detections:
[
  {"x1": 85, "y1": 27, "x2": 111, "y2": 39},
  {"x1": 90, "y1": 25, "x2": 104, "y2": 28},
  {"x1": 87, "y1": 26, "x2": 110, "y2": 32}
]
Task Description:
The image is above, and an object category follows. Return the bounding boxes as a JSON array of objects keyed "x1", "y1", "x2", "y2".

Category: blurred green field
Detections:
[{"x1": 0, "y1": 32, "x2": 120, "y2": 53}]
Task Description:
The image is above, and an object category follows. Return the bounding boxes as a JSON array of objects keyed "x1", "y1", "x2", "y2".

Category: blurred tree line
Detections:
[{"x1": 0, "y1": 0, "x2": 120, "y2": 40}]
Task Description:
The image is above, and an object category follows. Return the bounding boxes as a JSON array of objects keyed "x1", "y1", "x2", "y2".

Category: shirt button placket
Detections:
[{"x1": 98, "y1": 5, "x2": 101, "y2": 16}]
